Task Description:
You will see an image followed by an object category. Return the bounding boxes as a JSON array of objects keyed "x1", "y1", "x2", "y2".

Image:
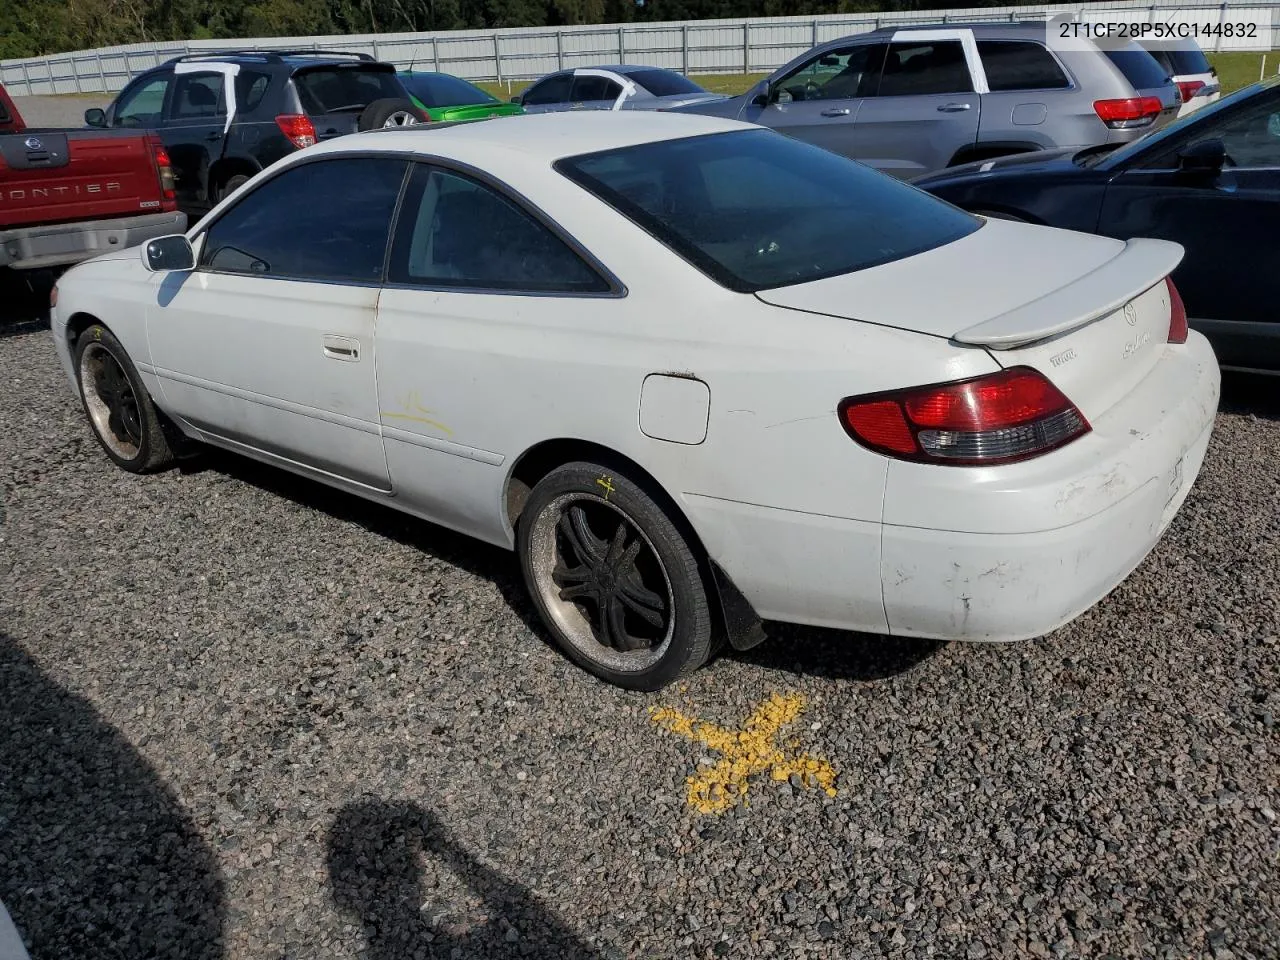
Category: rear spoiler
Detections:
[{"x1": 952, "y1": 237, "x2": 1184, "y2": 350}]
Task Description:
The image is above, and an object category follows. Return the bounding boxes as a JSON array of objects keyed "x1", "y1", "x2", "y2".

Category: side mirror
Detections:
[
  {"x1": 748, "y1": 80, "x2": 771, "y2": 107},
  {"x1": 510, "y1": 95, "x2": 522, "y2": 105},
  {"x1": 1178, "y1": 138, "x2": 1226, "y2": 175},
  {"x1": 84, "y1": 107, "x2": 106, "y2": 127},
  {"x1": 141, "y1": 234, "x2": 195, "y2": 273}
]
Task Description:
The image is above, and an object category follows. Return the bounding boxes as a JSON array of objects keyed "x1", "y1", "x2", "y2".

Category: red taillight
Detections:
[
  {"x1": 1093, "y1": 96, "x2": 1163, "y2": 129},
  {"x1": 275, "y1": 114, "x2": 317, "y2": 149},
  {"x1": 839, "y1": 367, "x2": 1091, "y2": 466},
  {"x1": 49, "y1": 284, "x2": 58, "y2": 309},
  {"x1": 1166, "y1": 276, "x2": 1188, "y2": 344},
  {"x1": 152, "y1": 144, "x2": 176, "y2": 201},
  {"x1": 1176, "y1": 80, "x2": 1206, "y2": 103}
]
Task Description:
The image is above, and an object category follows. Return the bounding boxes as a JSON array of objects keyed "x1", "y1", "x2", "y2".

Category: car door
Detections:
[
  {"x1": 518, "y1": 73, "x2": 574, "y2": 114},
  {"x1": 146, "y1": 155, "x2": 409, "y2": 490},
  {"x1": 1098, "y1": 91, "x2": 1280, "y2": 368},
  {"x1": 374, "y1": 162, "x2": 620, "y2": 542},
  {"x1": 108, "y1": 70, "x2": 173, "y2": 129},
  {"x1": 161, "y1": 70, "x2": 227, "y2": 209},
  {"x1": 850, "y1": 34, "x2": 983, "y2": 178},
  {"x1": 740, "y1": 42, "x2": 887, "y2": 159}
]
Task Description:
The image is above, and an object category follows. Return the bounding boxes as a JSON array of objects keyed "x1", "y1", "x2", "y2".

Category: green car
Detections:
[{"x1": 398, "y1": 72, "x2": 525, "y2": 122}]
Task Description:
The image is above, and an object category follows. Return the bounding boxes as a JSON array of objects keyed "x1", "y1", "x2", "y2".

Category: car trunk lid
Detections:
[{"x1": 754, "y1": 218, "x2": 1182, "y2": 421}]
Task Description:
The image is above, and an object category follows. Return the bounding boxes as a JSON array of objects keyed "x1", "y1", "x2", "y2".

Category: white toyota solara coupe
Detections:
[{"x1": 50, "y1": 112, "x2": 1220, "y2": 690}]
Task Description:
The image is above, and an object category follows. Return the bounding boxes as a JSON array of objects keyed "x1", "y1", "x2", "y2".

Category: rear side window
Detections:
[
  {"x1": 978, "y1": 40, "x2": 1071, "y2": 91},
  {"x1": 557, "y1": 128, "x2": 980, "y2": 293},
  {"x1": 1104, "y1": 48, "x2": 1172, "y2": 89},
  {"x1": 389, "y1": 165, "x2": 609, "y2": 293},
  {"x1": 522, "y1": 73, "x2": 572, "y2": 105},
  {"x1": 235, "y1": 70, "x2": 272, "y2": 111},
  {"x1": 1148, "y1": 45, "x2": 1213, "y2": 76},
  {"x1": 199, "y1": 157, "x2": 408, "y2": 282},
  {"x1": 571, "y1": 75, "x2": 622, "y2": 103},
  {"x1": 877, "y1": 41, "x2": 973, "y2": 97},
  {"x1": 293, "y1": 68, "x2": 406, "y2": 114},
  {"x1": 628, "y1": 69, "x2": 705, "y2": 97}
]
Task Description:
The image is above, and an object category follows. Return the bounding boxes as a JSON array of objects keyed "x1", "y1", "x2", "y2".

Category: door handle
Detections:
[
  {"x1": 323, "y1": 335, "x2": 360, "y2": 362},
  {"x1": 820, "y1": 107, "x2": 851, "y2": 117},
  {"x1": 937, "y1": 103, "x2": 972, "y2": 112},
  {"x1": 205, "y1": 132, "x2": 223, "y2": 141}
]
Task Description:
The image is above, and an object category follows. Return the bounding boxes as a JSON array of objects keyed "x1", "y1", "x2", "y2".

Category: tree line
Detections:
[{"x1": 1, "y1": 0, "x2": 1015, "y2": 60}]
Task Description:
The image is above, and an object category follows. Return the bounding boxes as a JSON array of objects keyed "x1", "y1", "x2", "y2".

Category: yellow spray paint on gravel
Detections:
[{"x1": 650, "y1": 692, "x2": 837, "y2": 815}]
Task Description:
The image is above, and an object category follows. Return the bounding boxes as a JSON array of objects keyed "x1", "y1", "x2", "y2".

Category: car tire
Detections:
[
  {"x1": 73, "y1": 323, "x2": 175, "y2": 474},
  {"x1": 358, "y1": 99, "x2": 420, "y2": 131},
  {"x1": 219, "y1": 174, "x2": 251, "y2": 200},
  {"x1": 517, "y1": 461, "x2": 714, "y2": 691}
]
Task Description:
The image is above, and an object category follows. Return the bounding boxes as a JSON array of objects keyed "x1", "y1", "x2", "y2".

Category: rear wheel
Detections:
[
  {"x1": 219, "y1": 173, "x2": 251, "y2": 201},
  {"x1": 517, "y1": 462, "x2": 713, "y2": 690},
  {"x1": 74, "y1": 324, "x2": 174, "y2": 473}
]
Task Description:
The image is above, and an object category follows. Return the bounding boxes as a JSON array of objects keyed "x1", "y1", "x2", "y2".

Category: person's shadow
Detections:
[
  {"x1": 328, "y1": 800, "x2": 600, "y2": 960},
  {"x1": 0, "y1": 634, "x2": 225, "y2": 958}
]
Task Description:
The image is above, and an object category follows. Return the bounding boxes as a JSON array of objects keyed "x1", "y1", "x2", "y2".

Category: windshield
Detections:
[
  {"x1": 401, "y1": 73, "x2": 497, "y2": 107},
  {"x1": 556, "y1": 129, "x2": 981, "y2": 293},
  {"x1": 293, "y1": 67, "x2": 406, "y2": 114},
  {"x1": 628, "y1": 69, "x2": 707, "y2": 97},
  {"x1": 1099, "y1": 75, "x2": 1280, "y2": 169}
]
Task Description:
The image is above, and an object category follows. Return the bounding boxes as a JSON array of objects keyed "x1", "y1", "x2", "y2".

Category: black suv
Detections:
[{"x1": 86, "y1": 50, "x2": 422, "y2": 215}]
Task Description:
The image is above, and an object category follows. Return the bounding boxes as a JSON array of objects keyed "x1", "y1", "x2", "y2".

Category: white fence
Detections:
[{"x1": 2, "y1": 0, "x2": 1276, "y2": 97}]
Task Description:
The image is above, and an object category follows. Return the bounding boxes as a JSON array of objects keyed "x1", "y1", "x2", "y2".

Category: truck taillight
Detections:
[
  {"x1": 839, "y1": 368, "x2": 1091, "y2": 466},
  {"x1": 1093, "y1": 96, "x2": 1163, "y2": 129},
  {"x1": 275, "y1": 114, "x2": 318, "y2": 149},
  {"x1": 153, "y1": 145, "x2": 176, "y2": 200},
  {"x1": 49, "y1": 284, "x2": 58, "y2": 308},
  {"x1": 1166, "y1": 276, "x2": 1188, "y2": 344}
]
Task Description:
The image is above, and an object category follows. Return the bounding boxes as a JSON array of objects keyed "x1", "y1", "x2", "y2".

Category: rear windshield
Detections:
[
  {"x1": 556, "y1": 129, "x2": 981, "y2": 293},
  {"x1": 401, "y1": 73, "x2": 496, "y2": 107},
  {"x1": 628, "y1": 69, "x2": 706, "y2": 97},
  {"x1": 1104, "y1": 48, "x2": 1173, "y2": 90},
  {"x1": 293, "y1": 67, "x2": 406, "y2": 114},
  {"x1": 1148, "y1": 45, "x2": 1213, "y2": 76}
]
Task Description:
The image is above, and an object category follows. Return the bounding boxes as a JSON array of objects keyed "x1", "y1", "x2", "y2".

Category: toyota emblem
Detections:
[
  {"x1": 1123, "y1": 303, "x2": 1138, "y2": 327},
  {"x1": 24, "y1": 136, "x2": 43, "y2": 150}
]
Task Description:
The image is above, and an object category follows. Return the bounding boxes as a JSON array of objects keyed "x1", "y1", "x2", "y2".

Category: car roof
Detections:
[
  {"x1": 863, "y1": 21, "x2": 1051, "y2": 38},
  {"x1": 317, "y1": 110, "x2": 747, "y2": 164},
  {"x1": 162, "y1": 50, "x2": 390, "y2": 70}
]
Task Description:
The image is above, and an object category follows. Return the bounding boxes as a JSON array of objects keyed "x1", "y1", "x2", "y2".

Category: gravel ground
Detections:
[{"x1": 1, "y1": 313, "x2": 1278, "y2": 960}]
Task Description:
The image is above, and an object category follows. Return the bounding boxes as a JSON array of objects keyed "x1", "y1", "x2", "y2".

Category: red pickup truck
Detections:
[{"x1": 1, "y1": 83, "x2": 186, "y2": 271}]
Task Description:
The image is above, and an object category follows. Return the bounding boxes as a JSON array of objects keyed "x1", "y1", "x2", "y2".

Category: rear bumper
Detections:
[
  {"x1": 685, "y1": 332, "x2": 1220, "y2": 643},
  {"x1": 0, "y1": 210, "x2": 186, "y2": 270},
  {"x1": 881, "y1": 332, "x2": 1220, "y2": 641}
]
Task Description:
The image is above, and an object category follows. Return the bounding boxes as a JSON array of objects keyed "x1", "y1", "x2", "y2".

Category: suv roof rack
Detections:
[{"x1": 164, "y1": 49, "x2": 376, "y2": 65}]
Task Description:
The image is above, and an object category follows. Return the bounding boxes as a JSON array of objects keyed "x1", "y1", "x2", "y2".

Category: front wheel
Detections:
[
  {"x1": 517, "y1": 462, "x2": 713, "y2": 691},
  {"x1": 74, "y1": 324, "x2": 175, "y2": 473}
]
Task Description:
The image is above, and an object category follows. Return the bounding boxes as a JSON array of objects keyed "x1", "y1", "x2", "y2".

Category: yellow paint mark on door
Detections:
[{"x1": 650, "y1": 692, "x2": 837, "y2": 815}]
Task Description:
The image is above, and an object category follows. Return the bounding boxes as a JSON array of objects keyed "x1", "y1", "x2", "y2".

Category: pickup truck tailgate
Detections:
[{"x1": 0, "y1": 129, "x2": 169, "y2": 229}]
